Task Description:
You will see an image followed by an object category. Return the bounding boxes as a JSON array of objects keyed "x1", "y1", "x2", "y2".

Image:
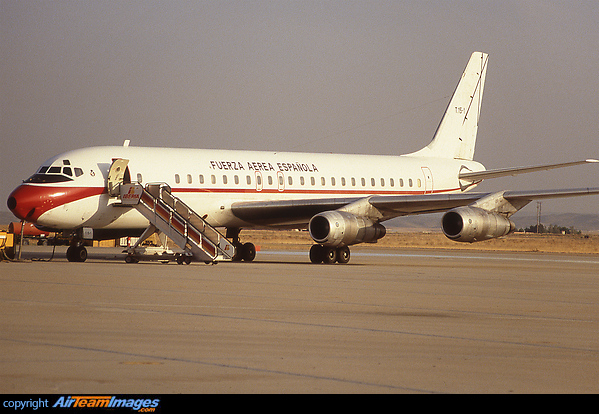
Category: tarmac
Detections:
[{"x1": 1, "y1": 245, "x2": 598, "y2": 393}]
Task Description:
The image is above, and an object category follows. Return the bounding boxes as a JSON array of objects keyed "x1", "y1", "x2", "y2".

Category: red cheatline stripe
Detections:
[{"x1": 170, "y1": 187, "x2": 460, "y2": 196}]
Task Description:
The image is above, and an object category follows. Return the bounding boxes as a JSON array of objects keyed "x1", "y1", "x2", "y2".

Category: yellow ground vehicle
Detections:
[{"x1": 0, "y1": 231, "x2": 15, "y2": 260}]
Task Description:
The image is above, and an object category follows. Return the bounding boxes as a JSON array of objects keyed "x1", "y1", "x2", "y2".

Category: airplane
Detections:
[{"x1": 7, "y1": 52, "x2": 599, "y2": 264}]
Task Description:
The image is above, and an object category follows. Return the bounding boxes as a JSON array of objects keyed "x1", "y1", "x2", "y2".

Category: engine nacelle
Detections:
[
  {"x1": 309, "y1": 211, "x2": 386, "y2": 247},
  {"x1": 442, "y1": 207, "x2": 515, "y2": 242}
]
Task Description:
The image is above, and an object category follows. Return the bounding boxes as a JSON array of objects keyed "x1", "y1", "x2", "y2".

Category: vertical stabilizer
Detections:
[{"x1": 408, "y1": 52, "x2": 488, "y2": 160}]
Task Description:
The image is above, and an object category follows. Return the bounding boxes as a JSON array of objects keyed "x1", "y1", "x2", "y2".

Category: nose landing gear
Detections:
[{"x1": 66, "y1": 242, "x2": 88, "y2": 262}]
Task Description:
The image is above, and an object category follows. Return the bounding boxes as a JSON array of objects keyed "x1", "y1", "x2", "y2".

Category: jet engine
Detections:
[
  {"x1": 309, "y1": 211, "x2": 386, "y2": 247},
  {"x1": 442, "y1": 206, "x2": 515, "y2": 242}
]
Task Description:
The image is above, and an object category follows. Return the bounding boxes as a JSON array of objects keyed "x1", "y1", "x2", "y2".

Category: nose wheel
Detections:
[{"x1": 66, "y1": 244, "x2": 88, "y2": 262}]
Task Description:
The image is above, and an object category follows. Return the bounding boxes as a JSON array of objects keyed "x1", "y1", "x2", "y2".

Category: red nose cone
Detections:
[
  {"x1": 7, "y1": 184, "x2": 104, "y2": 224},
  {"x1": 7, "y1": 184, "x2": 51, "y2": 222}
]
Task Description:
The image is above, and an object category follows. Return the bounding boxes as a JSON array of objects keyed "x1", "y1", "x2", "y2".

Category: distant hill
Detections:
[{"x1": 511, "y1": 213, "x2": 599, "y2": 232}]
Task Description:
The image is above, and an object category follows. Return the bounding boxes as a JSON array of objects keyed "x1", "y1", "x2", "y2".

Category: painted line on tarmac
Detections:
[{"x1": 259, "y1": 250, "x2": 599, "y2": 265}]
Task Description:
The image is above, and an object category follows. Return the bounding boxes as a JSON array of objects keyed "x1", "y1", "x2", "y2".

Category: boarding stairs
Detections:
[{"x1": 117, "y1": 182, "x2": 236, "y2": 263}]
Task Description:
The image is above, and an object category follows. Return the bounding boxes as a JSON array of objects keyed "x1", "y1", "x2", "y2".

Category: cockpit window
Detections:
[
  {"x1": 25, "y1": 173, "x2": 73, "y2": 183},
  {"x1": 24, "y1": 162, "x2": 84, "y2": 183}
]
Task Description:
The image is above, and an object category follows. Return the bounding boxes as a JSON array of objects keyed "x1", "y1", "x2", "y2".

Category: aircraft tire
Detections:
[
  {"x1": 231, "y1": 251, "x2": 243, "y2": 261},
  {"x1": 322, "y1": 246, "x2": 337, "y2": 264},
  {"x1": 309, "y1": 244, "x2": 324, "y2": 264},
  {"x1": 77, "y1": 246, "x2": 88, "y2": 262},
  {"x1": 67, "y1": 245, "x2": 87, "y2": 262},
  {"x1": 337, "y1": 246, "x2": 350, "y2": 264},
  {"x1": 125, "y1": 255, "x2": 138, "y2": 264},
  {"x1": 242, "y1": 242, "x2": 256, "y2": 262}
]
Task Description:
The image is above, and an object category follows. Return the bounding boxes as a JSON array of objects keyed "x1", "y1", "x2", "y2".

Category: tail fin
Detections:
[{"x1": 408, "y1": 52, "x2": 488, "y2": 160}]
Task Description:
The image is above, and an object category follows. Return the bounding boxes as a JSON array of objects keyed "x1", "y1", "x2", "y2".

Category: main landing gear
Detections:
[
  {"x1": 309, "y1": 244, "x2": 350, "y2": 264},
  {"x1": 227, "y1": 228, "x2": 256, "y2": 262}
]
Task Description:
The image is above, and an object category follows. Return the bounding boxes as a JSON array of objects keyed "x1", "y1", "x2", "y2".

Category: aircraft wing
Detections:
[
  {"x1": 232, "y1": 192, "x2": 488, "y2": 226},
  {"x1": 371, "y1": 187, "x2": 599, "y2": 216},
  {"x1": 231, "y1": 187, "x2": 599, "y2": 226}
]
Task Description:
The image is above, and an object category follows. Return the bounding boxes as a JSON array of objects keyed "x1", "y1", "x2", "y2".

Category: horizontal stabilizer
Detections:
[
  {"x1": 503, "y1": 187, "x2": 599, "y2": 201},
  {"x1": 459, "y1": 159, "x2": 599, "y2": 182}
]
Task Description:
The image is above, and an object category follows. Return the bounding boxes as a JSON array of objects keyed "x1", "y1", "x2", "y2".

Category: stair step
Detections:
[{"x1": 119, "y1": 183, "x2": 235, "y2": 262}]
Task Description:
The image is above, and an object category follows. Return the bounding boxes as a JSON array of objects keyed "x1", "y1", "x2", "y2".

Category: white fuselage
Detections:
[{"x1": 10, "y1": 146, "x2": 484, "y2": 231}]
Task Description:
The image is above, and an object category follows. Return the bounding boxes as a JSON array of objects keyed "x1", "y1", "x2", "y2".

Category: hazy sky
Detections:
[{"x1": 2, "y1": 1, "x2": 598, "y2": 216}]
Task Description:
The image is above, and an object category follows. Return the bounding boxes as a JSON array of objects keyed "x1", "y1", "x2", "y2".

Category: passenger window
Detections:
[
  {"x1": 187, "y1": 174, "x2": 192, "y2": 184},
  {"x1": 331, "y1": 177, "x2": 336, "y2": 186},
  {"x1": 234, "y1": 175, "x2": 239, "y2": 185},
  {"x1": 222, "y1": 175, "x2": 228, "y2": 184},
  {"x1": 246, "y1": 175, "x2": 252, "y2": 185},
  {"x1": 300, "y1": 176, "x2": 305, "y2": 186},
  {"x1": 380, "y1": 178, "x2": 385, "y2": 187},
  {"x1": 400, "y1": 178, "x2": 404, "y2": 187},
  {"x1": 211, "y1": 175, "x2": 216, "y2": 184},
  {"x1": 199, "y1": 174, "x2": 204, "y2": 184},
  {"x1": 136, "y1": 173, "x2": 143, "y2": 183},
  {"x1": 390, "y1": 178, "x2": 394, "y2": 187},
  {"x1": 288, "y1": 176, "x2": 293, "y2": 185},
  {"x1": 371, "y1": 178, "x2": 376, "y2": 187},
  {"x1": 341, "y1": 177, "x2": 346, "y2": 186},
  {"x1": 175, "y1": 174, "x2": 180, "y2": 184},
  {"x1": 361, "y1": 178, "x2": 366, "y2": 187},
  {"x1": 311, "y1": 177, "x2": 315, "y2": 186},
  {"x1": 321, "y1": 177, "x2": 326, "y2": 186},
  {"x1": 409, "y1": 179, "x2": 413, "y2": 187},
  {"x1": 418, "y1": 179, "x2": 422, "y2": 188},
  {"x1": 351, "y1": 177, "x2": 356, "y2": 186},
  {"x1": 268, "y1": 176, "x2": 273, "y2": 185}
]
